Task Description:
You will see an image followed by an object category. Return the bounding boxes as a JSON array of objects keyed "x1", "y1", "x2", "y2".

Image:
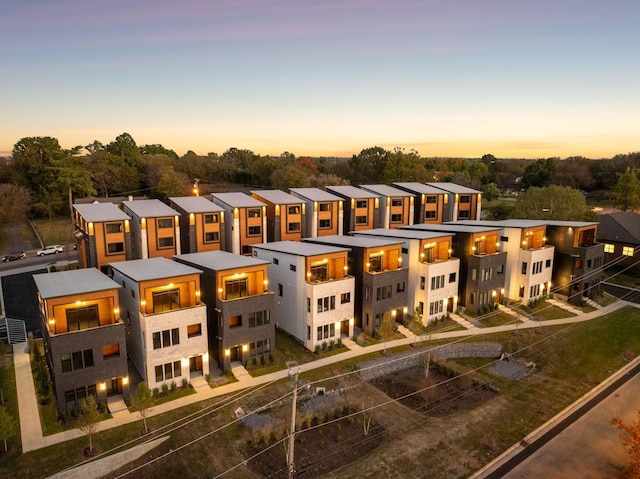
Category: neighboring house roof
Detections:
[
  {"x1": 122, "y1": 199, "x2": 180, "y2": 218},
  {"x1": 393, "y1": 182, "x2": 447, "y2": 195},
  {"x1": 34, "y1": 268, "x2": 121, "y2": 299},
  {"x1": 425, "y1": 182, "x2": 481, "y2": 195},
  {"x1": 352, "y1": 228, "x2": 453, "y2": 241},
  {"x1": 598, "y1": 212, "x2": 640, "y2": 245},
  {"x1": 73, "y1": 202, "x2": 131, "y2": 222},
  {"x1": 253, "y1": 240, "x2": 350, "y2": 256},
  {"x1": 360, "y1": 184, "x2": 413, "y2": 198},
  {"x1": 169, "y1": 196, "x2": 224, "y2": 213},
  {"x1": 289, "y1": 188, "x2": 343, "y2": 202},
  {"x1": 455, "y1": 219, "x2": 598, "y2": 229},
  {"x1": 304, "y1": 234, "x2": 402, "y2": 249},
  {"x1": 174, "y1": 250, "x2": 269, "y2": 271},
  {"x1": 212, "y1": 192, "x2": 266, "y2": 208},
  {"x1": 109, "y1": 257, "x2": 202, "y2": 281},
  {"x1": 325, "y1": 185, "x2": 379, "y2": 199},
  {"x1": 251, "y1": 189, "x2": 303, "y2": 205},
  {"x1": 402, "y1": 224, "x2": 500, "y2": 234}
]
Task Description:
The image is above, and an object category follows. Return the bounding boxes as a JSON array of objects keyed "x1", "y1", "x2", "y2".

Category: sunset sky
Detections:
[{"x1": 1, "y1": 0, "x2": 638, "y2": 159}]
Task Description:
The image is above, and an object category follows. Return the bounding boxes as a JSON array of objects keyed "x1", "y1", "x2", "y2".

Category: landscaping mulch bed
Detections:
[{"x1": 369, "y1": 366, "x2": 496, "y2": 417}]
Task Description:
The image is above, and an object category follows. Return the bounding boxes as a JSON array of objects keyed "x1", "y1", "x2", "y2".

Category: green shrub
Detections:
[
  {"x1": 152, "y1": 387, "x2": 160, "y2": 397},
  {"x1": 161, "y1": 383, "x2": 169, "y2": 395},
  {"x1": 181, "y1": 378, "x2": 189, "y2": 388}
]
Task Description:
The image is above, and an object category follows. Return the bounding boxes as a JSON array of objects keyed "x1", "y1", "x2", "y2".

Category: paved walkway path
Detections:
[{"x1": 10, "y1": 300, "x2": 630, "y2": 475}]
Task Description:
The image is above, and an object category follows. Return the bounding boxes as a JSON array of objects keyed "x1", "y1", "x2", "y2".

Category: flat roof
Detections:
[
  {"x1": 253, "y1": 240, "x2": 350, "y2": 256},
  {"x1": 122, "y1": 199, "x2": 179, "y2": 218},
  {"x1": 303, "y1": 234, "x2": 403, "y2": 249},
  {"x1": 360, "y1": 184, "x2": 412, "y2": 197},
  {"x1": 34, "y1": 268, "x2": 121, "y2": 299},
  {"x1": 73, "y1": 202, "x2": 131, "y2": 222},
  {"x1": 251, "y1": 189, "x2": 303, "y2": 204},
  {"x1": 289, "y1": 188, "x2": 343, "y2": 202},
  {"x1": 425, "y1": 182, "x2": 481, "y2": 195},
  {"x1": 401, "y1": 224, "x2": 501, "y2": 234},
  {"x1": 169, "y1": 196, "x2": 223, "y2": 213},
  {"x1": 393, "y1": 182, "x2": 446, "y2": 195},
  {"x1": 212, "y1": 192, "x2": 266, "y2": 208},
  {"x1": 109, "y1": 257, "x2": 202, "y2": 281},
  {"x1": 352, "y1": 228, "x2": 454, "y2": 241},
  {"x1": 174, "y1": 250, "x2": 269, "y2": 271},
  {"x1": 454, "y1": 219, "x2": 598, "y2": 228},
  {"x1": 325, "y1": 185, "x2": 379, "y2": 199}
]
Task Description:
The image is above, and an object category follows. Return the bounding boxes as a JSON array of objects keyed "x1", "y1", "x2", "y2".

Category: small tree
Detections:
[
  {"x1": 77, "y1": 395, "x2": 101, "y2": 454},
  {"x1": 0, "y1": 407, "x2": 18, "y2": 452},
  {"x1": 612, "y1": 410, "x2": 640, "y2": 477},
  {"x1": 131, "y1": 381, "x2": 154, "y2": 434},
  {"x1": 376, "y1": 313, "x2": 396, "y2": 354},
  {"x1": 409, "y1": 308, "x2": 424, "y2": 345}
]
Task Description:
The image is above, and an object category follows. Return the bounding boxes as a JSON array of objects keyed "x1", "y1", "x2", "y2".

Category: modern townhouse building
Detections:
[
  {"x1": 173, "y1": 251, "x2": 274, "y2": 372},
  {"x1": 393, "y1": 182, "x2": 447, "y2": 225},
  {"x1": 34, "y1": 268, "x2": 129, "y2": 415},
  {"x1": 251, "y1": 189, "x2": 306, "y2": 242},
  {"x1": 73, "y1": 202, "x2": 132, "y2": 273},
  {"x1": 401, "y1": 224, "x2": 507, "y2": 313},
  {"x1": 352, "y1": 229, "x2": 460, "y2": 324},
  {"x1": 252, "y1": 241, "x2": 355, "y2": 351},
  {"x1": 426, "y1": 182, "x2": 482, "y2": 222},
  {"x1": 359, "y1": 184, "x2": 414, "y2": 229},
  {"x1": 544, "y1": 220, "x2": 604, "y2": 304},
  {"x1": 598, "y1": 212, "x2": 639, "y2": 269},
  {"x1": 454, "y1": 220, "x2": 555, "y2": 304},
  {"x1": 303, "y1": 235, "x2": 408, "y2": 337},
  {"x1": 123, "y1": 199, "x2": 181, "y2": 259},
  {"x1": 289, "y1": 187, "x2": 344, "y2": 238},
  {"x1": 169, "y1": 196, "x2": 226, "y2": 254},
  {"x1": 211, "y1": 192, "x2": 267, "y2": 256},
  {"x1": 325, "y1": 185, "x2": 380, "y2": 233},
  {"x1": 109, "y1": 258, "x2": 208, "y2": 390}
]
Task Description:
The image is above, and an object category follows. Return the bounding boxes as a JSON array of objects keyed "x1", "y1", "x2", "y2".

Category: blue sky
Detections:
[{"x1": 1, "y1": 0, "x2": 638, "y2": 158}]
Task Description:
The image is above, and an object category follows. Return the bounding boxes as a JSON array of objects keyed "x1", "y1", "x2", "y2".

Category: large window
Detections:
[
  {"x1": 105, "y1": 222, "x2": 122, "y2": 234},
  {"x1": 152, "y1": 289, "x2": 180, "y2": 313},
  {"x1": 61, "y1": 349, "x2": 94, "y2": 372},
  {"x1": 204, "y1": 231, "x2": 220, "y2": 243},
  {"x1": 288, "y1": 205, "x2": 300, "y2": 215},
  {"x1": 426, "y1": 196, "x2": 437, "y2": 204},
  {"x1": 248, "y1": 225, "x2": 261, "y2": 236},
  {"x1": 102, "y1": 343, "x2": 120, "y2": 359},
  {"x1": 425, "y1": 211, "x2": 436, "y2": 219},
  {"x1": 319, "y1": 202, "x2": 330, "y2": 212},
  {"x1": 319, "y1": 219, "x2": 331, "y2": 229},
  {"x1": 248, "y1": 208, "x2": 261, "y2": 218},
  {"x1": 204, "y1": 213, "x2": 218, "y2": 224},
  {"x1": 355, "y1": 216, "x2": 368, "y2": 225},
  {"x1": 623, "y1": 246, "x2": 634, "y2": 257},
  {"x1": 65, "y1": 385, "x2": 97, "y2": 411},
  {"x1": 225, "y1": 278, "x2": 248, "y2": 299},
  {"x1": 376, "y1": 285, "x2": 392, "y2": 301},
  {"x1": 341, "y1": 292, "x2": 351, "y2": 304},
  {"x1": 157, "y1": 218, "x2": 173, "y2": 229},
  {"x1": 423, "y1": 245, "x2": 435, "y2": 263},
  {"x1": 152, "y1": 328, "x2": 179, "y2": 349},
  {"x1": 310, "y1": 263, "x2": 328, "y2": 282},
  {"x1": 391, "y1": 214, "x2": 403, "y2": 223},
  {"x1": 460, "y1": 195, "x2": 470, "y2": 203},
  {"x1": 356, "y1": 200, "x2": 368, "y2": 208},
  {"x1": 228, "y1": 315, "x2": 242, "y2": 328},
  {"x1": 187, "y1": 323, "x2": 202, "y2": 337},
  {"x1": 158, "y1": 236, "x2": 174, "y2": 248},
  {"x1": 317, "y1": 296, "x2": 336, "y2": 313},
  {"x1": 391, "y1": 198, "x2": 403, "y2": 207},
  {"x1": 458, "y1": 210, "x2": 470, "y2": 219},
  {"x1": 430, "y1": 275, "x2": 445, "y2": 290},
  {"x1": 287, "y1": 222, "x2": 301, "y2": 232},
  {"x1": 155, "y1": 361, "x2": 182, "y2": 383},
  {"x1": 369, "y1": 255, "x2": 383, "y2": 272},
  {"x1": 66, "y1": 305, "x2": 99, "y2": 331},
  {"x1": 604, "y1": 243, "x2": 614, "y2": 253},
  {"x1": 317, "y1": 323, "x2": 336, "y2": 341},
  {"x1": 107, "y1": 242, "x2": 125, "y2": 254},
  {"x1": 248, "y1": 310, "x2": 270, "y2": 327}
]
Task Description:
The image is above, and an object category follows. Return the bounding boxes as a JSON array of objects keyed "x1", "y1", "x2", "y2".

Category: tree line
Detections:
[{"x1": 1, "y1": 132, "x2": 639, "y2": 222}]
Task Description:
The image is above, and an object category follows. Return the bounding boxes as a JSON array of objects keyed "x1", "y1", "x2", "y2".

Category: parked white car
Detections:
[{"x1": 37, "y1": 245, "x2": 63, "y2": 256}]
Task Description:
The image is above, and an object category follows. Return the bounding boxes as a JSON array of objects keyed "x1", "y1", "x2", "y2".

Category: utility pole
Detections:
[{"x1": 287, "y1": 362, "x2": 300, "y2": 479}]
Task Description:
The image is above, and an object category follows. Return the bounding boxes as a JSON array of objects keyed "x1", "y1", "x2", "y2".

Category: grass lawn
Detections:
[
  {"x1": 479, "y1": 311, "x2": 521, "y2": 328},
  {"x1": 32, "y1": 217, "x2": 75, "y2": 247},
  {"x1": 517, "y1": 298, "x2": 577, "y2": 321},
  {"x1": 0, "y1": 345, "x2": 20, "y2": 457}
]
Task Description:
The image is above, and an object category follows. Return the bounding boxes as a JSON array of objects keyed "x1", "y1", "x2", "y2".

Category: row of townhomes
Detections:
[{"x1": 37, "y1": 182, "x2": 603, "y2": 415}]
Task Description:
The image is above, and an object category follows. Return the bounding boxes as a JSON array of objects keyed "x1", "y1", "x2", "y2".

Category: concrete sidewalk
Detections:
[{"x1": 13, "y1": 299, "x2": 629, "y2": 455}]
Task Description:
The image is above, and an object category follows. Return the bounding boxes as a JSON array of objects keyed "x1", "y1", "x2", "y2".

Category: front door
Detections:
[
  {"x1": 107, "y1": 377, "x2": 122, "y2": 396},
  {"x1": 340, "y1": 319, "x2": 350, "y2": 336},
  {"x1": 189, "y1": 355, "x2": 203, "y2": 373}
]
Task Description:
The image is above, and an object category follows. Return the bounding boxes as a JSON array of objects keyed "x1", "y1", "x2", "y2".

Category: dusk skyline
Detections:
[{"x1": 1, "y1": 0, "x2": 639, "y2": 159}]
